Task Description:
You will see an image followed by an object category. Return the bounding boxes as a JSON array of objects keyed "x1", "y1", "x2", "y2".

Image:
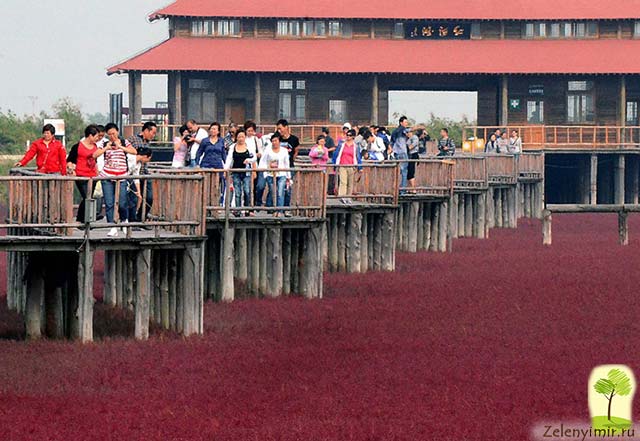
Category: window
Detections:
[
  {"x1": 315, "y1": 21, "x2": 326, "y2": 36},
  {"x1": 329, "y1": 100, "x2": 347, "y2": 123},
  {"x1": 567, "y1": 81, "x2": 595, "y2": 123},
  {"x1": 471, "y1": 23, "x2": 481, "y2": 39},
  {"x1": 524, "y1": 21, "x2": 597, "y2": 39},
  {"x1": 634, "y1": 21, "x2": 640, "y2": 38},
  {"x1": 393, "y1": 22, "x2": 404, "y2": 38},
  {"x1": 187, "y1": 91, "x2": 216, "y2": 123},
  {"x1": 279, "y1": 79, "x2": 306, "y2": 122},
  {"x1": 328, "y1": 21, "x2": 341, "y2": 37},
  {"x1": 627, "y1": 102, "x2": 639, "y2": 125},
  {"x1": 192, "y1": 19, "x2": 239, "y2": 36},
  {"x1": 295, "y1": 96, "x2": 306, "y2": 121},
  {"x1": 527, "y1": 101, "x2": 544, "y2": 124},
  {"x1": 277, "y1": 20, "x2": 300, "y2": 36},
  {"x1": 303, "y1": 21, "x2": 314, "y2": 36}
]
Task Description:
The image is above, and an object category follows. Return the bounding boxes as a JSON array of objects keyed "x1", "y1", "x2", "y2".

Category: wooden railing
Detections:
[
  {"x1": 149, "y1": 166, "x2": 327, "y2": 219},
  {"x1": 465, "y1": 125, "x2": 640, "y2": 150},
  {"x1": 485, "y1": 155, "x2": 518, "y2": 185},
  {"x1": 517, "y1": 152, "x2": 545, "y2": 179},
  {"x1": 398, "y1": 159, "x2": 454, "y2": 198},
  {"x1": 1, "y1": 170, "x2": 206, "y2": 237},
  {"x1": 330, "y1": 163, "x2": 399, "y2": 206},
  {"x1": 453, "y1": 156, "x2": 488, "y2": 191},
  {"x1": 125, "y1": 124, "x2": 346, "y2": 145}
]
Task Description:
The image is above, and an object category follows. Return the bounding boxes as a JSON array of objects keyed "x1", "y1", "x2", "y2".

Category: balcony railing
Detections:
[{"x1": 464, "y1": 126, "x2": 640, "y2": 150}]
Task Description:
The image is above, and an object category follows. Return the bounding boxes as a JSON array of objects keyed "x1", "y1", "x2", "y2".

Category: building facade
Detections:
[{"x1": 109, "y1": 1, "x2": 640, "y2": 131}]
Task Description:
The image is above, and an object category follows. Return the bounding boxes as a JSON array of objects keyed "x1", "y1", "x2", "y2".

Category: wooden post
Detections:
[
  {"x1": 360, "y1": 215, "x2": 369, "y2": 272},
  {"x1": 464, "y1": 194, "x2": 473, "y2": 237},
  {"x1": 237, "y1": 228, "x2": 248, "y2": 282},
  {"x1": 373, "y1": 214, "x2": 383, "y2": 270},
  {"x1": 500, "y1": 74, "x2": 509, "y2": 127},
  {"x1": 254, "y1": 73, "x2": 261, "y2": 124},
  {"x1": 631, "y1": 157, "x2": 639, "y2": 204},
  {"x1": 181, "y1": 246, "x2": 200, "y2": 336},
  {"x1": 438, "y1": 201, "x2": 448, "y2": 253},
  {"x1": 301, "y1": 226, "x2": 323, "y2": 299},
  {"x1": 457, "y1": 194, "x2": 465, "y2": 238},
  {"x1": 160, "y1": 252, "x2": 170, "y2": 329},
  {"x1": 221, "y1": 226, "x2": 235, "y2": 302},
  {"x1": 76, "y1": 246, "x2": 94, "y2": 343},
  {"x1": 431, "y1": 202, "x2": 440, "y2": 251},
  {"x1": 267, "y1": 228, "x2": 283, "y2": 297},
  {"x1": 25, "y1": 255, "x2": 44, "y2": 340},
  {"x1": 524, "y1": 184, "x2": 532, "y2": 218},
  {"x1": 408, "y1": 202, "x2": 419, "y2": 253},
  {"x1": 495, "y1": 188, "x2": 504, "y2": 228},
  {"x1": 329, "y1": 214, "x2": 338, "y2": 272},
  {"x1": 476, "y1": 193, "x2": 486, "y2": 239},
  {"x1": 337, "y1": 213, "x2": 347, "y2": 272},
  {"x1": 542, "y1": 209, "x2": 552, "y2": 246},
  {"x1": 372, "y1": 74, "x2": 379, "y2": 126},
  {"x1": 450, "y1": 194, "x2": 458, "y2": 239},
  {"x1": 259, "y1": 229, "x2": 268, "y2": 294},
  {"x1": 128, "y1": 72, "x2": 142, "y2": 125},
  {"x1": 615, "y1": 155, "x2": 625, "y2": 205},
  {"x1": 381, "y1": 211, "x2": 395, "y2": 271},
  {"x1": 135, "y1": 249, "x2": 151, "y2": 340},
  {"x1": 509, "y1": 187, "x2": 518, "y2": 228},
  {"x1": 169, "y1": 251, "x2": 178, "y2": 330},
  {"x1": 282, "y1": 229, "x2": 291, "y2": 295},
  {"x1": 126, "y1": 253, "x2": 134, "y2": 311},
  {"x1": 487, "y1": 188, "x2": 495, "y2": 229},
  {"x1": 347, "y1": 212, "x2": 363, "y2": 272},
  {"x1": 590, "y1": 154, "x2": 598, "y2": 204},
  {"x1": 168, "y1": 72, "x2": 182, "y2": 125},
  {"x1": 618, "y1": 210, "x2": 629, "y2": 245},
  {"x1": 423, "y1": 203, "x2": 432, "y2": 251},
  {"x1": 290, "y1": 230, "x2": 299, "y2": 294},
  {"x1": 416, "y1": 204, "x2": 425, "y2": 250}
]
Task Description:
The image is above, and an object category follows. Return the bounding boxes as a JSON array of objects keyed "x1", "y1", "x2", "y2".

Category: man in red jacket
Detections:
[{"x1": 15, "y1": 123, "x2": 67, "y2": 175}]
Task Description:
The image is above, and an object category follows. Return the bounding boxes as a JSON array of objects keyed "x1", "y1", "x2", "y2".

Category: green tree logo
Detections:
[{"x1": 592, "y1": 368, "x2": 633, "y2": 429}]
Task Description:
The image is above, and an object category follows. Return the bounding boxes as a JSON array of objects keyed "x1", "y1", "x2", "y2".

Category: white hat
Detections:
[{"x1": 342, "y1": 122, "x2": 352, "y2": 130}]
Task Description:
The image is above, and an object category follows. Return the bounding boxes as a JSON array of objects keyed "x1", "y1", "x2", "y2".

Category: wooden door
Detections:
[{"x1": 224, "y1": 100, "x2": 246, "y2": 125}]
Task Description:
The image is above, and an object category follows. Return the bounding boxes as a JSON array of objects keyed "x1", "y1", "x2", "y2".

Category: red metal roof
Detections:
[
  {"x1": 108, "y1": 37, "x2": 640, "y2": 75},
  {"x1": 150, "y1": 0, "x2": 640, "y2": 20}
]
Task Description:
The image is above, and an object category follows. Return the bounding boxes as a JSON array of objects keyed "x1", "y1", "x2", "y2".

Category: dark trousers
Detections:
[{"x1": 75, "y1": 181, "x2": 95, "y2": 223}]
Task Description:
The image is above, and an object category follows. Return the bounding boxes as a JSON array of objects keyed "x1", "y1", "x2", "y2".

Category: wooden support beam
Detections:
[
  {"x1": 168, "y1": 72, "x2": 182, "y2": 125},
  {"x1": 267, "y1": 228, "x2": 283, "y2": 297},
  {"x1": 464, "y1": 195, "x2": 473, "y2": 237},
  {"x1": 590, "y1": 154, "x2": 598, "y2": 204},
  {"x1": 618, "y1": 211, "x2": 629, "y2": 245},
  {"x1": 75, "y1": 247, "x2": 94, "y2": 343},
  {"x1": 381, "y1": 211, "x2": 395, "y2": 271},
  {"x1": 372, "y1": 74, "x2": 379, "y2": 126},
  {"x1": 282, "y1": 229, "x2": 291, "y2": 295},
  {"x1": 476, "y1": 193, "x2": 486, "y2": 239},
  {"x1": 135, "y1": 249, "x2": 151, "y2": 340},
  {"x1": 301, "y1": 226, "x2": 323, "y2": 299},
  {"x1": 347, "y1": 212, "x2": 363, "y2": 272},
  {"x1": 25, "y1": 256, "x2": 44, "y2": 340},
  {"x1": 542, "y1": 210, "x2": 552, "y2": 246},
  {"x1": 221, "y1": 226, "x2": 235, "y2": 302},
  {"x1": 254, "y1": 73, "x2": 261, "y2": 124},
  {"x1": 128, "y1": 72, "x2": 142, "y2": 125},
  {"x1": 438, "y1": 201, "x2": 448, "y2": 253},
  {"x1": 457, "y1": 194, "x2": 465, "y2": 238},
  {"x1": 615, "y1": 155, "x2": 626, "y2": 205},
  {"x1": 408, "y1": 202, "x2": 419, "y2": 253}
]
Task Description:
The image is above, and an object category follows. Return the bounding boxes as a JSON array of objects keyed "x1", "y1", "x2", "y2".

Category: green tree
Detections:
[
  {"x1": 594, "y1": 369, "x2": 632, "y2": 421},
  {"x1": 0, "y1": 111, "x2": 43, "y2": 153},
  {"x1": 51, "y1": 98, "x2": 86, "y2": 146},
  {"x1": 86, "y1": 112, "x2": 109, "y2": 125}
]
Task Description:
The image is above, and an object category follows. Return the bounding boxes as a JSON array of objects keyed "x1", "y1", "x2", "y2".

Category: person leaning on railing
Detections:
[
  {"x1": 437, "y1": 128, "x2": 455, "y2": 157},
  {"x1": 127, "y1": 121, "x2": 157, "y2": 222},
  {"x1": 509, "y1": 130, "x2": 522, "y2": 157},
  {"x1": 95, "y1": 123, "x2": 139, "y2": 237},
  {"x1": 196, "y1": 122, "x2": 226, "y2": 205},
  {"x1": 66, "y1": 125, "x2": 101, "y2": 223},
  {"x1": 172, "y1": 124, "x2": 191, "y2": 168},
  {"x1": 261, "y1": 133, "x2": 291, "y2": 216},
  {"x1": 332, "y1": 128, "x2": 362, "y2": 197},
  {"x1": 15, "y1": 123, "x2": 67, "y2": 175}
]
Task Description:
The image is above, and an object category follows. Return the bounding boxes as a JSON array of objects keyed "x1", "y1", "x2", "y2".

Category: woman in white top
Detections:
[
  {"x1": 171, "y1": 124, "x2": 190, "y2": 168},
  {"x1": 509, "y1": 130, "x2": 522, "y2": 155},
  {"x1": 262, "y1": 133, "x2": 291, "y2": 213}
]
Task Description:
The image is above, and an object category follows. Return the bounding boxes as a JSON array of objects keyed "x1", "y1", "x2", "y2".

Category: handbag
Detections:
[{"x1": 93, "y1": 180, "x2": 103, "y2": 198}]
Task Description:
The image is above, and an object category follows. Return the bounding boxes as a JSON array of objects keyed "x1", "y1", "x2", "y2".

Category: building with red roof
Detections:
[{"x1": 109, "y1": 1, "x2": 640, "y2": 139}]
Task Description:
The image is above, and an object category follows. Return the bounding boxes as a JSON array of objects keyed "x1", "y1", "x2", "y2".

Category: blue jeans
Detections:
[
  {"x1": 232, "y1": 173, "x2": 251, "y2": 207},
  {"x1": 266, "y1": 176, "x2": 286, "y2": 208},
  {"x1": 255, "y1": 173, "x2": 266, "y2": 207},
  {"x1": 396, "y1": 150, "x2": 409, "y2": 190},
  {"x1": 102, "y1": 179, "x2": 135, "y2": 223}
]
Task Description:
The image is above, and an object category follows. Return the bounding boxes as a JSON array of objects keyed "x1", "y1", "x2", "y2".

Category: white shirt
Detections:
[
  {"x1": 261, "y1": 148, "x2": 290, "y2": 178},
  {"x1": 190, "y1": 127, "x2": 208, "y2": 160}
]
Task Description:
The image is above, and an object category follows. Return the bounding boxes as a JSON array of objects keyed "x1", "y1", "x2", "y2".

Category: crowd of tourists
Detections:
[
  {"x1": 15, "y1": 115, "x2": 524, "y2": 227},
  {"x1": 15, "y1": 121, "x2": 157, "y2": 237}
]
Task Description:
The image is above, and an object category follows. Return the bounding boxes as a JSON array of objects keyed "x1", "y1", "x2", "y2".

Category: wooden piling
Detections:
[
  {"x1": 438, "y1": 201, "x2": 448, "y2": 253},
  {"x1": 360, "y1": 215, "x2": 369, "y2": 272},
  {"x1": 25, "y1": 256, "x2": 44, "y2": 340},
  {"x1": 423, "y1": 203, "x2": 432, "y2": 251},
  {"x1": 282, "y1": 229, "x2": 291, "y2": 295},
  {"x1": 381, "y1": 211, "x2": 395, "y2": 271},
  {"x1": 464, "y1": 195, "x2": 473, "y2": 238},
  {"x1": 618, "y1": 211, "x2": 629, "y2": 245},
  {"x1": 457, "y1": 194, "x2": 465, "y2": 237},
  {"x1": 329, "y1": 215, "x2": 338, "y2": 272},
  {"x1": 542, "y1": 209, "x2": 552, "y2": 246},
  {"x1": 267, "y1": 228, "x2": 283, "y2": 297},
  {"x1": 408, "y1": 202, "x2": 419, "y2": 253},
  {"x1": 135, "y1": 249, "x2": 151, "y2": 340},
  {"x1": 347, "y1": 212, "x2": 363, "y2": 272},
  {"x1": 75, "y1": 247, "x2": 94, "y2": 343},
  {"x1": 221, "y1": 226, "x2": 235, "y2": 302}
]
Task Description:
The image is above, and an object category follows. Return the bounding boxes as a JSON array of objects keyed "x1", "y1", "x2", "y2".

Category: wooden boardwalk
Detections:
[{"x1": 3, "y1": 154, "x2": 545, "y2": 342}]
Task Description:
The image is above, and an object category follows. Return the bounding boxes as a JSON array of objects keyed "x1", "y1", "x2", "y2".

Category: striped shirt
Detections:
[{"x1": 100, "y1": 139, "x2": 132, "y2": 177}]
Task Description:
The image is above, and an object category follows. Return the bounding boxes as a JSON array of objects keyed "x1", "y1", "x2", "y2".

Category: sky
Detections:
[{"x1": 0, "y1": 0, "x2": 475, "y2": 122}]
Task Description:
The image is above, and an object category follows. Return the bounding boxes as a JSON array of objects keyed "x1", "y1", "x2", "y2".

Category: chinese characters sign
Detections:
[{"x1": 405, "y1": 22, "x2": 471, "y2": 40}]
